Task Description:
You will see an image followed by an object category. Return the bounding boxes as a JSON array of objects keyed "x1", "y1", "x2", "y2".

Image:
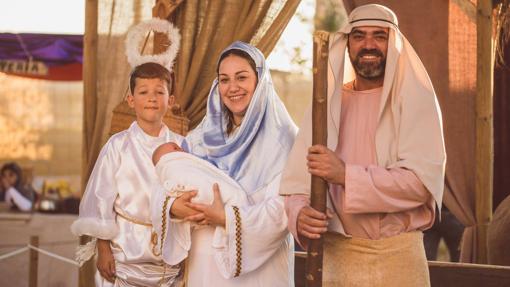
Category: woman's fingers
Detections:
[
  {"x1": 185, "y1": 213, "x2": 205, "y2": 222},
  {"x1": 185, "y1": 202, "x2": 206, "y2": 212},
  {"x1": 180, "y1": 190, "x2": 198, "y2": 202},
  {"x1": 198, "y1": 219, "x2": 210, "y2": 225}
]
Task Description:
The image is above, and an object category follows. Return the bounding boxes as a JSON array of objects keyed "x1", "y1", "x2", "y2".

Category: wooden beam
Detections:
[
  {"x1": 429, "y1": 261, "x2": 510, "y2": 287},
  {"x1": 80, "y1": 1, "x2": 98, "y2": 286},
  {"x1": 475, "y1": 0, "x2": 494, "y2": 264}
]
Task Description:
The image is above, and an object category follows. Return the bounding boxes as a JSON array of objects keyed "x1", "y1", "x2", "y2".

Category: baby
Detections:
[
  {"x1": 152, "y1": 142, "x2": 248, "y2": 206},
  {"x1": 151, "y1": 142, "x2": 249, "y2": 266}
]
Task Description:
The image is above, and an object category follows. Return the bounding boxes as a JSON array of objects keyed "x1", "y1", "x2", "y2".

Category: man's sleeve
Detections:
[{"x1": 341, "y1": 164, "x2": 432, "y2": 214}]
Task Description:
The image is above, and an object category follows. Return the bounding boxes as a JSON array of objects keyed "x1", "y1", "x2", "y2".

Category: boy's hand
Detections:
[
  {"x1": 170, "y1": 191, "x2": 200, "y2": 219},
  {"x1": 96, "y1": 239, "x2": 116, "y2": 283}
]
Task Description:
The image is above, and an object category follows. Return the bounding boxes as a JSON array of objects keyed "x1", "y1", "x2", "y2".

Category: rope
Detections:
[
  {"x1": 0, "y1": 246, "x2": 29, "y2": 261},
  {"x1": 0, "y1": 245, "x2": 80, "y2": 267},
  {"x1": 0, "y1": 239, "x2": 77, "y2": 248},
  {"x1": 27, "y1": 245, "x2": 80, "y2": 267}
]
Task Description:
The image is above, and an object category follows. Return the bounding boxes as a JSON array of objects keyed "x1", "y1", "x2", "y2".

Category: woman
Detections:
[
  {"x1": 153, "y1": 41, "x2": 297, "y2": 286},
  {"x1": 1, "y1": 162, "x2": 35, "y2": 212}
]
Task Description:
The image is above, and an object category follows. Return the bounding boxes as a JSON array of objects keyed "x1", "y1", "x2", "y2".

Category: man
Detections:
[{"x1": 280, "y1": 4, "x2": 446, "y2": 287}]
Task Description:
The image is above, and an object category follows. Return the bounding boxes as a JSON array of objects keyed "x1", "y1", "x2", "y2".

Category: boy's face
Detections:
[{"x1": 127, "y1": 78, "x2": 171, "y2": 126}]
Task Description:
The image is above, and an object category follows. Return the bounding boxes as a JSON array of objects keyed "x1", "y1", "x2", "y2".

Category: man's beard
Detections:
[{"x1": 349, "y1": 48, "x2": 386, "y2": 80}]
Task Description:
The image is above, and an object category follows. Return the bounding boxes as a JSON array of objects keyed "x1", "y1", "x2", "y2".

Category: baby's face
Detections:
[
  {"x1": 152, "y1": 142, "x2": 183, "y2": 166},
  {"x1": 166, "y1": 142, "x2": 183, "y2": 152}
]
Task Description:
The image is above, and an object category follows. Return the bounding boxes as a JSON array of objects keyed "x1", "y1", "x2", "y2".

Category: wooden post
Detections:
[
  {"x1": 475, "y1": 0, "x2": 494, "y2": 264},
  {"x1": 82, "y1": 0, "x2": 98, "y2": 187},
  {"x1": 81, "y1": 0, "x2": 98, "y2": 286},
  {"x1": 305, "y1": 31, "x2": 329, "y2": 287},
  {"x1": 29, "y1": 236, "x2": 39, "y2": 287}
]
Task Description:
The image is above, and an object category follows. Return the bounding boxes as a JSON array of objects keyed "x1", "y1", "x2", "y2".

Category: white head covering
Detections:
[
  {"x1": 281, "y1": 4, "x2": 446, "y2": 209},
  {"x1": 184, "y1": 41, "x2": 298, "y2": 195}
]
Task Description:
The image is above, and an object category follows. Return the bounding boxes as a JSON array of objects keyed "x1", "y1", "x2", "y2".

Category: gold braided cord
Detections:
[
  {"x1": 232, "y1": 206, "x2": 242, "y2": 277},
  {"x1": 114, "y1": 206, "x2": 152, "y2": 227},
  {"x1": 152, "y1": 195, "x2": 172, "y2": 257},
  {"x1": 157, "y1": 195, "x2": 172, "y2": 286}
]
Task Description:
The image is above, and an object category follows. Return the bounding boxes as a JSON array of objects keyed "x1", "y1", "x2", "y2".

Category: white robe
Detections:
[
  {"x1": 152, "y1": 167, "x2": 293, "y2": 287},
  {"x1": 71, "y1": 122, "x2": 183, "y2": 287}
]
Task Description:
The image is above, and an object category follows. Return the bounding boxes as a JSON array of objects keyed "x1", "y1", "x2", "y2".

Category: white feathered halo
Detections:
[{"x1": 125, "y1": 18, "x2": 181, "y2": 72}]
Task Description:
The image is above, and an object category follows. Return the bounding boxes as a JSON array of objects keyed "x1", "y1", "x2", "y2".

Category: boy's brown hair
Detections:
[{"x1": 129, "y1": 62, "x2": 174, "y2": 95}]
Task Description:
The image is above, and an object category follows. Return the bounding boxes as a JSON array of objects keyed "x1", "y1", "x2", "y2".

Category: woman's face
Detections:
[
  {"x1": 2, "y1": 169, "x2": 18, "y2": 187},
  {"x1": 218, "y1": 54, "x2": 257, "y2": 125}
]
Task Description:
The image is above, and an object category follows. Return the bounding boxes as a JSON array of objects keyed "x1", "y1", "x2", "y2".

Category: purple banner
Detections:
[{"x1": 0, "y1": 33, "x2": 82, "y2": 67}]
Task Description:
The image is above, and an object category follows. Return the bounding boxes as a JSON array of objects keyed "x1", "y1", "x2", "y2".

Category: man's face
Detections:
[{"x1": 348, "y1": 26, "x2": 389, "y2": 80}]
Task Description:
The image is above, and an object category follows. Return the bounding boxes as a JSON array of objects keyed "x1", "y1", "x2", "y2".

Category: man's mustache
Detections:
[{"x1": 356, "y1": 49, "x2": 384, "y2": 59}]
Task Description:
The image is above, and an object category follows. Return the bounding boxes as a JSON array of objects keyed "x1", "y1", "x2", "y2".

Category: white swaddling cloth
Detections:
[
  {"x1": 151, "y1": 151, "x2": 250, "y2": 265},
  {"x1": 155, "y1": 151, "x2": 248, "y2": 206}
]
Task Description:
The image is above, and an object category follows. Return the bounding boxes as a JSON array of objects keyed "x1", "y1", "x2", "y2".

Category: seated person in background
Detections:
[{"x1": 1, "y1": 162, "x2": 35, "y2": 212}]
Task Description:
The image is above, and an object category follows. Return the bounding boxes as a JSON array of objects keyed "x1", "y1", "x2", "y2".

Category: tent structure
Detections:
[{"x1": 0, "y1": 33, "x2": 82, "y2": 81}]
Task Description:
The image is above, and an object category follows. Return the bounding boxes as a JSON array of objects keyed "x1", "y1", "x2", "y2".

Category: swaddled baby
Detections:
[
  {"x1": 150, "y1": 142, "x2": 249, "y2": 265},
  {"x1": 152, "y1": 142, "x2": 248, "y2": 207}
]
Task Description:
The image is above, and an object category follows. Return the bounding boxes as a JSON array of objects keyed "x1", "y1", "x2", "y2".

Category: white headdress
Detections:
[{"x1": 125, "y1": 18, "x2": 181, "y2": 72}]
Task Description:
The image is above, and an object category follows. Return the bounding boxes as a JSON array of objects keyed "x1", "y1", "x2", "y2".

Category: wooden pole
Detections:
[
  {"x1": 475, "y1": 0, "x2": 494, "y2": 264},
  {"x1": 305, "y1": 31, "x2": 329, "y2": 287},
  {"x1": 82, "y1": 0, "x2": 98, "y2": 188},
  {"x1": 81, "y1": 1, "x2": 98, "y2": 286},
  {"x1": 29, "y1": 236, "x2": 39, "y2": 287}
]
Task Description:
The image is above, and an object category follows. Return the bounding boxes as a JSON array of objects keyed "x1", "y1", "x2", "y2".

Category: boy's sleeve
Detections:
[{"x1": 70, "y1": 139, "x2": 120, "y2": 240}]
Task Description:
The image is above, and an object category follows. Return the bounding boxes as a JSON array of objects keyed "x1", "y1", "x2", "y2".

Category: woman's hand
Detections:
[
  {"x1": 96, "y1": 239, "x2": 116, "y2": 283},
  {"x1": 307, "y1": 145, "x2": 346, "y2": 185},
  {"x1": 170, "y1": 191, "x2": 200, "y2": 219},
  {"x1": 185, "y1": 183, "x2": 226, "y2": 227}
]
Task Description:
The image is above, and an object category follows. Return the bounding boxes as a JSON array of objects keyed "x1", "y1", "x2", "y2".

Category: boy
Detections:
[{"x1": 71, "y1": 62, "x2": 183, "y2": 286}]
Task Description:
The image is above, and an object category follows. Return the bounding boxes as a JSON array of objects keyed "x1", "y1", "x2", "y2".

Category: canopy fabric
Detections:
[{"x1": 0, "y1": 33, "x2": 83, "y2": 81}]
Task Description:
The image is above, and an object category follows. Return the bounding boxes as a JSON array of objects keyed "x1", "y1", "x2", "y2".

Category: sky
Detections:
[
  {"x1": 0, "y1": 0, "x2": 313, "y2": 73},
  {"x1": 0, "y1": 0, "x2": 85, "y2": 34}
]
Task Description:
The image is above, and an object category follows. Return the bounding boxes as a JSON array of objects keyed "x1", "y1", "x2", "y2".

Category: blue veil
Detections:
[{"x1": 184, "y1": 41, "x2": 298, "y2": 195}]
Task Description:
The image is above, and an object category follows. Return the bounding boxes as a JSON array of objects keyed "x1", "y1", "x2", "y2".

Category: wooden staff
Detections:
[{"x1": 306, "y1": 31, "x2": 329, "y2": 287}]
